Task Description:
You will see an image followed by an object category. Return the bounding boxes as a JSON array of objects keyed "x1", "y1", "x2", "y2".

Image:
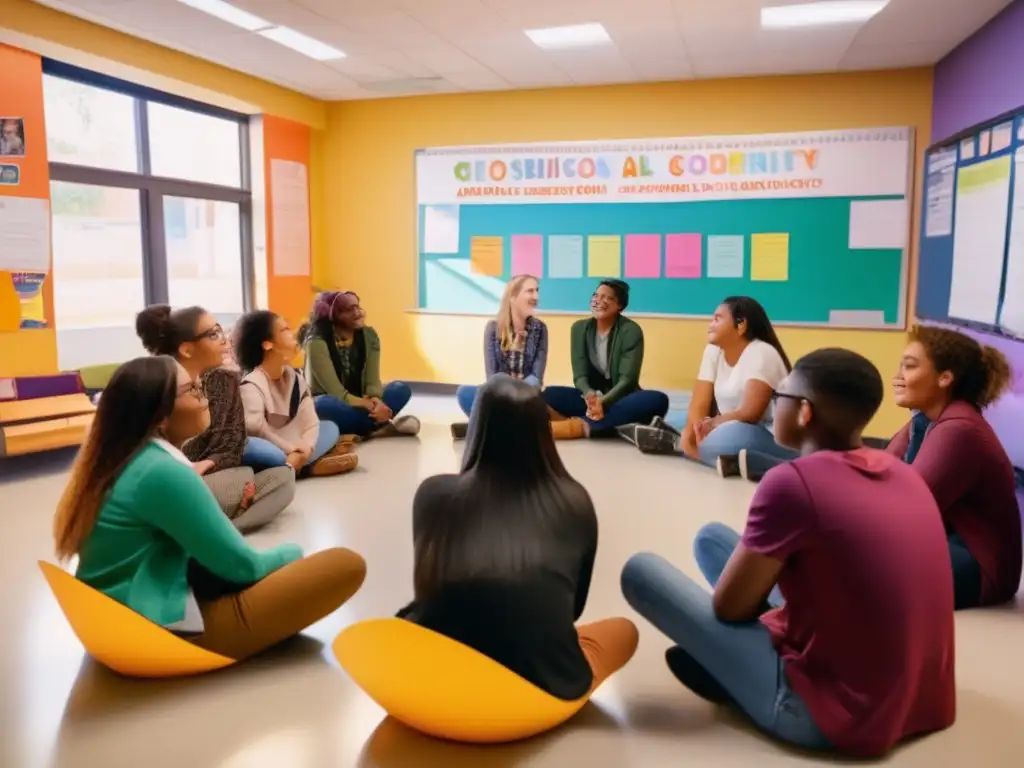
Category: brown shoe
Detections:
[
  {"x1": 551, "y1": 417, "x2": 587, "y2": 440},
  {"x1": 307, "y1": 452, "x2": 359, "y2": 477},
  {"x1": 326, "y1": 436, "x2": 357, "y2": 457}
]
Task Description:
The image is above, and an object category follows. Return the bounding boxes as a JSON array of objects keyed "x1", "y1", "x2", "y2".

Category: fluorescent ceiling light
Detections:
[
  {"x1": 176, "y1": 0, "x2": 271, "y2": 32},
  {"x1": 525, "y1": 23, "x2": 611, "y2": 50},
  {"x1": 761, "y1": 0, "x2": 890, "y2": 29},
  {"x1": 258, "y1": 26, "x2": 346, "y2": 60}
]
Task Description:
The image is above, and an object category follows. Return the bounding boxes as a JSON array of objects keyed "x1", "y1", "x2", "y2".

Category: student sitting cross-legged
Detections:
[
  {"x1": 621, "y1": 349, "x2": 955, "y2": 758},
  {"x1": 542, "y1": 279, "x2": 669, "y2": 439},
  {"x1": 236, "y1": 310, "x2": 357, "y2": 477},
  {"x1": 627, "y1": 296, "x2": 797, "y2": 478},
  {"x1": 452, "y1": 274, "x2": 548, "y2": 439},
  {"x1": 399, "y1": 374, "x2": 639, "y2": 702},
  {"x1": 888, "y1": 325, "x2": 1021, "y2": 609},
  {"x1": 136, "y1": 304, "x2": 295, "y2": 533},
  {"x1": 300, "y1": 290, "x2": 419, "y2": 440},
  {"x1": 54, "y1": 356, "x2": 367, "y2": 661}
]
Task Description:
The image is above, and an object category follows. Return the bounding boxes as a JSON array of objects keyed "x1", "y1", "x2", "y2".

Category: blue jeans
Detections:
[
  {"x1": 542, "y1": 386, "x2": 670, "y2": 433},
  {"x1": 242, "y1": 420, "x2": 340, "y2": 469},
  {"x1": 697, "y1": 421, "x2": 799, "y2": 470},
  {"x1": 620, "y1": 523, "x2": 831, "y2": 751},
  {"x1": 456, "y1": 375, "x2": 541, "y2": 417},
  {"x1": 314, "y1": 381, "x2": 412, "y2": 436},
  {"x1": 949, "y1": 533, "x2": 982, "y2": 610}
]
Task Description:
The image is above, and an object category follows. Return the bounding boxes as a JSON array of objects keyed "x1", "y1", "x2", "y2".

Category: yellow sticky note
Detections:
[
  {"x1": 751, "y1": 233, "x2": 789, "y2": 282},
  {"x1": 587, "y1": 235, "x2": 622, "y2": 278},
  {"x1": 470, "y1": 236, "x2": 503, "y2": 277}
]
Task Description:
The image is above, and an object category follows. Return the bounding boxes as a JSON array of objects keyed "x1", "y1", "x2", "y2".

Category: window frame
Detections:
[{"x1": 43, "y1": 59, "x2": 256, "y2": 314}]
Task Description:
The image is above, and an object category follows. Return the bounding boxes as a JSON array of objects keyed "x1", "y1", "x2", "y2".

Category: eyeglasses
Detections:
[
  {"x1": 771, "y1": 391, "x2": 811, "y2": 406},
  {"x1": 193, "y1": 325, "x2": 225, "y2": 342}
]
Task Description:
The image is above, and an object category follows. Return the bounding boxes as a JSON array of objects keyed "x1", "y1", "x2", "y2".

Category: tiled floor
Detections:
[{"x1": 1, "y1": 395, "x2": 1022, "y2": 768}]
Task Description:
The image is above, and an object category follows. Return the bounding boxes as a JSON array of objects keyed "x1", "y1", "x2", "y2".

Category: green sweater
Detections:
[
  {"x1": 569, "y1": 315, "x2": 645, "y2": 407},
  {"x1": 75, "y1": 442, "x2": 302, "y2": 626},
  {"x1": 305, "y1": 326, "x2": 383, "y2": 404}
]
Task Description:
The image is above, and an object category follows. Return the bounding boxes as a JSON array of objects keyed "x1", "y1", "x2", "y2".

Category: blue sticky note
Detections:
[
  {"x1": 548, "y1": 235, "x2": 584, "y2": 278},
  {"x1": 707, "y1": 235, "x2": 745, "y2": 278}
]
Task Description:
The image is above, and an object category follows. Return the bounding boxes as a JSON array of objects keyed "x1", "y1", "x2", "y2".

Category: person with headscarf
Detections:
[{"x1": 298, "y1": 290, "x2": 419, "y2": 439}]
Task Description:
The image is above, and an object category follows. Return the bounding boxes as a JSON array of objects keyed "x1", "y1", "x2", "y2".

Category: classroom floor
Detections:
[{"x1": 1, "y1": 394, "x2": 1022, "y2": 768}]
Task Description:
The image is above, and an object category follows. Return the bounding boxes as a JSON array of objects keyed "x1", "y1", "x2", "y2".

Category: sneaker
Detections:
[
  {"x1": 634, "y1": 425, "x2": 679, "y2": 455},
  {"x1": 650, "y1": 415, "x2": 681, "y2": 436},
  {"x1": 308, "y1": 452, "x2": 358, "y2": 477},
  {"x1": 451, "y1": 422, "x2": 468, "y2": 440},
  {"x1": 716, "y1": 454, "x2": 740, "y2": 478},
  {"x1": 737, "y1": 449, "x2": 751, "y2": 481},
  {"x1": 370, "y1": 415, "x2": 421, "y2": 438},
  {"x1": 616, "y1": 423, "x2": 639, "y2": 445}
]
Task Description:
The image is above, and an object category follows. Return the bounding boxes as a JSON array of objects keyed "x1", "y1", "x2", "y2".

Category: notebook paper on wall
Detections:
[
  {"x1": 948, "y1": 156, "x2": 1011, "y2": 325},
  {"x1": 1000, "y1": 148, "x2": 1024, "y2": 335}
]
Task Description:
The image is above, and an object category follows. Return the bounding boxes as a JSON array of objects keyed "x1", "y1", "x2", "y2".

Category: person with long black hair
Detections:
[
  {"x1": 399, "y1": 374, "x2": 638, "y2": 703},
  {"x1": 628, "y1": 296, "x2": 796, "y2": 477},
  {"x1": 54, "y1": 356, "x2": 366, "y2": 660}
]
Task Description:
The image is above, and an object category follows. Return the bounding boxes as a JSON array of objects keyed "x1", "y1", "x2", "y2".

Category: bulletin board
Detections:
[
  {"x1": 415, "y1": 127, "x2": 914, "y2": 328},
  {"x1": 917, "y1": 111, "x2": 1024, "y2": 338}
]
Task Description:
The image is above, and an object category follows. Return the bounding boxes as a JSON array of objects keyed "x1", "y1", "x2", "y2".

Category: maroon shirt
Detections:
[
  {"x1": 888, "y1": 401, "x2": 1022, "y2": 605},
  {"x1": 742, "y1": 449, "x2": 955, "y2": 757}
]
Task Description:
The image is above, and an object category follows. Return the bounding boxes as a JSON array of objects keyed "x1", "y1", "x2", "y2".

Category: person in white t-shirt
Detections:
[{"x1": 631, "y1": 296, "x2": 798, "y2": 478}]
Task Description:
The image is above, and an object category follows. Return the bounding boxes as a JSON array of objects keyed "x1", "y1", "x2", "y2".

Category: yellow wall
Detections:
[{"x1": 319, "y1": 69, "x2": 932, "y2": 435}]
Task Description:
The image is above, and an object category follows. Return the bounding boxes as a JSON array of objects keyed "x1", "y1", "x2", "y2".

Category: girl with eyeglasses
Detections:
[
  {"x1": 136, "y1": 305, "x2": 295, "y2": 532},
  {"x1": 54, "y1": 356, "x2": 366, "y2": 659}
]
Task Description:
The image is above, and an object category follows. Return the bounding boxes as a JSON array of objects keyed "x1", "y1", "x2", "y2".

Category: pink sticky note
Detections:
[
  {"x1": 624, "y1": 234, "x2": 661, "y2": 278},
  {"x1": 665, "y1": 233, "x2": 702, "y2": 278},
  {"x1": 511, "y1": 235, "x2": 544, "y2": 278}
]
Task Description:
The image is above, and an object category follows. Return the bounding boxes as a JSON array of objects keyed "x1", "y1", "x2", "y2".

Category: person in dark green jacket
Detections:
[
  {"x1": 543, "y1": 280, "x2": 669, "y2": 439},
  {"x1": 53, "y1": 355, "x2": 366, "y2": 661},
  {"x1": 298, "y1": 290, "x2": 419, "y2": 439}
]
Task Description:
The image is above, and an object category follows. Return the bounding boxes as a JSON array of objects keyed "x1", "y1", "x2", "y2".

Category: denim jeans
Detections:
[
  {"x1": 620, "y1": 523, "x2": 831, "y2": 751},
  {"x1": 313, "y1": 381, "x2": 412, "y2": 436},
  {"x1": 697, "y1": 421, "x2": 799, "y2": 470},
  {"x1": 948, "y1": 532, "x2": 982, "y2": 610},
  {"x1": 242, "y1": 420, "x2": 340, "y2": 469},
  {"x1": 542, "y1": 386, "x2": 670, "y2": 433}
]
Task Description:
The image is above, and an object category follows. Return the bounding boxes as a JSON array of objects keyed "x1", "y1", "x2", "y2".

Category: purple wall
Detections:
[
  {"x1": 933, "y1": 0, "x2": 1024, "y2": 142},
  {"x1": 933, "y1": 1, "x2": 1024, "y2": 468}
]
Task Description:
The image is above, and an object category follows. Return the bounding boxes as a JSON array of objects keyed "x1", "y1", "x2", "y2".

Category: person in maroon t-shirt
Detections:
[
  {"x1": 888, "y1": 325, "x2": 1021, "y2": 609},
  {"x1": 622, "y1": 348, "x2": 956, "y2": 758}
]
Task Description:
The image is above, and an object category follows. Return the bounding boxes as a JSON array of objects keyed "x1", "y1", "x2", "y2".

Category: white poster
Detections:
[
  {"x1": 269, "y1": 159, "x2": 310, "y2": 277},
  {"x1": 998, "y1": 148, "x2": 1024, "y2": 335},
  {"x1": 0, "y1": 197, "x2": 50, "y2": 272},
  {"x1": 416, "y1": 127, "x2": 912, "y2": 206},
  {"x1": 948, "y1": 156, "x2": 1012, "y2": 325}
]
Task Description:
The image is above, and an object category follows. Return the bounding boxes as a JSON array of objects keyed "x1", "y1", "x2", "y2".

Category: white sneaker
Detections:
[{"x1": 393, "y1": 415, "x2": 421, "y2": 436}]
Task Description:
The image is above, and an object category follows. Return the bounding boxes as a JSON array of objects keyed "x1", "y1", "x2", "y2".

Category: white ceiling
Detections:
[{"x1": 28, "y1": 0, "x2": 1015, "y2": 100}]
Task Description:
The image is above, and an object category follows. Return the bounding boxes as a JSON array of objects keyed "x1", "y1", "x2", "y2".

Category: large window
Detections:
[{"x1": 42, "y1": 63, "x2": 253, "y2": 369}]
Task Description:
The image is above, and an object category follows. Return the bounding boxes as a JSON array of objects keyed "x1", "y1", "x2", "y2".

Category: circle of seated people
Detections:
[{"x1": 42, "y1": 283, "x2": 1021, "y2": 758}]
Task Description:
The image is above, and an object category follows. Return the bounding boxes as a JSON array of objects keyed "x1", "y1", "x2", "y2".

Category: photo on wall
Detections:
[{"x1": 0, "y1": 117, "x2": 26, "y2": 157}]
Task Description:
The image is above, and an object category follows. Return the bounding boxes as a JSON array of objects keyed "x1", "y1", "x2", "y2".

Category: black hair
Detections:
[
  {"x1": 413, "y1": 374, "x2": 594, "y2": 599},
  {"x1": 232, "y1": 310, "x2": 279, "y2": 373},
  {"x1": 599, "y1": 279, "x2": 630, "y2": 311},
  {"x1": 55, "y1": 356, "x2": 178, "y2": 559},
  {"x1": 793, "y1": 348, "x2": 884, "y2": 428},
  {"x1": 722, "y1": 296, "x2": 791, "y2": 371},
  {"x1": 136, "y1": 305, "x2": 207, "y2": 357}
]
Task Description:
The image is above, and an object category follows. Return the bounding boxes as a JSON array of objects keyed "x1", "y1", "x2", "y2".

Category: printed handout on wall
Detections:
[
  {"x1": 269, "y1": 159, "x2": 310, "y2": 277},
  {"x1": 925, "y1": 148, "x2": 956, "y2": 238},
  {"x1": 0, "y1": 117, "x2": 25, "y2": 157},
  {"x1": 422, "y1": 204, "x2": 460, "y2": 254},
  {"x1": 0, "y1": 197, "x2": 51, "y2": 273}
]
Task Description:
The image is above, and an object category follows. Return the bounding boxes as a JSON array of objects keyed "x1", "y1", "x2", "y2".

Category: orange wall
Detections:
[
  {"x1": 262, "y1": 115, "x2": 313, "y2": 331},
  {"x1": 0, "y1": 44, "x2": 56, "y2": 377}
]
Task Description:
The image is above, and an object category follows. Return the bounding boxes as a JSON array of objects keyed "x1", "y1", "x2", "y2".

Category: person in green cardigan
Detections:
[
  {"x1": 298, "y1": 290, "x2": 419, "y2": 439},
  {"x1": 53, "y1": 356, "x2": 366, "y2": 661},
  {"x1": 542, "y1": 280, "x2": 669, "y2": 439}
]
